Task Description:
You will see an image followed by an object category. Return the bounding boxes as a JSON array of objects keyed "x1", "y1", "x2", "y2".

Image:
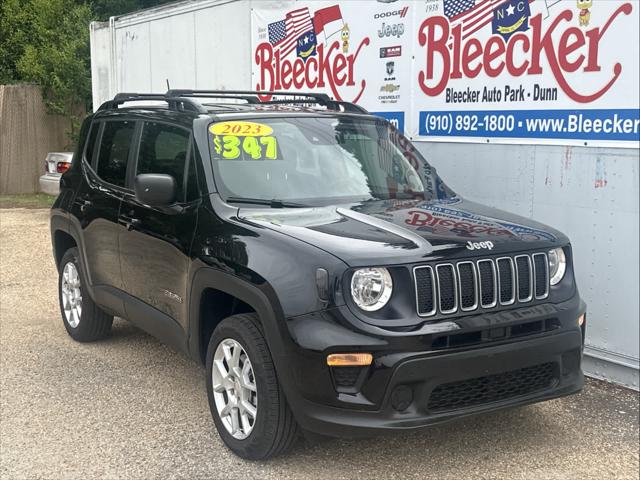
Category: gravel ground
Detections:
[{"x1": 1, "y1": 208, "x2": 639, "y2": 480}]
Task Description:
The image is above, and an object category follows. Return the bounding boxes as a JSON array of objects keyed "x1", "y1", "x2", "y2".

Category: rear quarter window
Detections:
[
  {"x1": 96, "y1": 120, "x2": 136, "y2": 187},
  {"x1": 84, "y1": 122, "x2": 100, "y2": 164}
]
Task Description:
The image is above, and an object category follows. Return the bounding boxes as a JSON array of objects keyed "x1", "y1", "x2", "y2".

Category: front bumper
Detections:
[{"x1": 277, "y1": 296, "x2": 586, "y2": 437}]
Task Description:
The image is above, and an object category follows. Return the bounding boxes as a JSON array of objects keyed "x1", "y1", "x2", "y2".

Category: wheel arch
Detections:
[
  {"x1": 188, "y1": 267, "x2": 290, "y2": 367},
  {"x1": 51, "y1": 213, "x2": 96, "y2": 298},
  {"x1": 52, "y1": 230, "x2": 77, "y2": 269}
]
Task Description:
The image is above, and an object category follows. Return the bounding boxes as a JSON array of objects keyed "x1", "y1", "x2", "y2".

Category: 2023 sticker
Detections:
[{"x1": 209, "y1": 121, "x2": 273, "y2": 137}]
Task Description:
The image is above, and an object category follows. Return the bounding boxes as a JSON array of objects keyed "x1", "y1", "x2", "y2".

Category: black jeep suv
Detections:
[{"x1": 51, "y1": 90, "x2": 586, "y2": 460}]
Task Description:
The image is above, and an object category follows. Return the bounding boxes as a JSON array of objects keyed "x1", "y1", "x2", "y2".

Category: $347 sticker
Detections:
[
  {"x1": 209, "y1": 121, "x2": 278, "y2": 160},
  {"x1": 213, "y1": 135, "x2": 278, "y2": 160}
]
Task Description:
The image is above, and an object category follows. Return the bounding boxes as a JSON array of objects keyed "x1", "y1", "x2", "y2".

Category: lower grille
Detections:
[
  {"x1": 427, "y1": 362, "x2": 558, "y2": 412},
  {"x1": 430, "y1": 318, "x2": 561, "y2": 351},
  {"x1": 332, "y1": 366, "x2": 362, "y2": 388}
]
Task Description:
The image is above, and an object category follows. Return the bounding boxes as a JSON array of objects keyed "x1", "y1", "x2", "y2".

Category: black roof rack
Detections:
[
  {"x1": 98, "y1": 92, "x2": 209, "y2": 113},
  {"x1": 256, "y1": 98, "x2": 368, "y2": 114},
  {"x1": 167, "y1": 89, "x2": 332, "y2": 104},
  {"x1": 164, "y1": 90, "x2": 261, "y2": 104},
  {"x1": 98, "y1": 90, "x2": 369, "y2": 114}
]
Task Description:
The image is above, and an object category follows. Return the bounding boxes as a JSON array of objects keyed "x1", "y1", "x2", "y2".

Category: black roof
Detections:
[{"x1": 96, "y1": 90, "x2": 370, "y2": 121}]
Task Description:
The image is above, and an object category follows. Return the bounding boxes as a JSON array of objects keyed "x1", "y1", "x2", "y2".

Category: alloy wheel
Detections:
[
  {"x1": 211, "y1": 338, "x2": 258, "y2": 439},
  {"x1": 61, "y1": 261, "x2": 82, "y2": 328}
]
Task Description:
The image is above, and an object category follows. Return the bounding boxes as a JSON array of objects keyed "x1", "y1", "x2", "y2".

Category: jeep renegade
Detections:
[{"x1": 50, "y1": 90, "x2": 586, "y2": 460}]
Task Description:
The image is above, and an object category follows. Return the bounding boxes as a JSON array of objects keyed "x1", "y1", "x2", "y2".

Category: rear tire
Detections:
[
  {"x1": 206, "y1": 313, "x2": 299, "y2": 460},
  {"x1": 58, "y1": 247, "x2": 113, "y2": 342}
]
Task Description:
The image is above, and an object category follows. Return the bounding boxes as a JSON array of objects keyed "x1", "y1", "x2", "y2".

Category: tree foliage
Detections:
[{"x1": 0, "y1": 0, "x2": 174, "y2": 137}]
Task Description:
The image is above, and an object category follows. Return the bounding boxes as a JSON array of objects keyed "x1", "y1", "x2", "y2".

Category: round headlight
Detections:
[
  {"x1": 548, "y1": 247, "x2": 567, "y2": 286},
  {"x1": 350, "y1": 268, "x2": 393, "y2": 311}
]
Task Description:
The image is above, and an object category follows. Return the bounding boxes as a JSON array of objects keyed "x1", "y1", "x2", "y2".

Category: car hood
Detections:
[{"x1": 238, "y1": 197, "x2": 567, "y2": 267}]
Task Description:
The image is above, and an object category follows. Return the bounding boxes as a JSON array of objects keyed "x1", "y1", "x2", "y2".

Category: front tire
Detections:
[
  {"x1": 205, "y1": 313, "x2": 299, "y2": 460},
  {"x1": 58, "y1": 247, "x2": 113, "y2": 342}
]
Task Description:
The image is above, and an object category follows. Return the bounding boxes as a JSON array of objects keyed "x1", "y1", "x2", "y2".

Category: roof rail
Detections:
[
  {"x1": 165, "y1": 89, "x2": 368, "y2": 113},
  {"x1": 98, "y1": 90, "x2": 369, "y2": 114},
  {"x1": 166, "y1": 89, "x2": 332, "y2": 104},
  {"x1": 98, "y1": 92, "x2": 208, "y2": 113},
  {"x1": 165, "y1": 90, "x2": 261, "y2": 104}
]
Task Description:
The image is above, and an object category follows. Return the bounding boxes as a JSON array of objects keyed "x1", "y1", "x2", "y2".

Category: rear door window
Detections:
[
  {"x1": 136, "y1": 122, "x2": 191, "y2": 201},
  {"x1": 96, "y1": 120, "x2": 136, "y2": 187}
]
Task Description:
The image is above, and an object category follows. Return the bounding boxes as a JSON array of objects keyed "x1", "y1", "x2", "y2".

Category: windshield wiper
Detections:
[{"x1": 225, "y1": 197, "x2": 310, "y2": 208}]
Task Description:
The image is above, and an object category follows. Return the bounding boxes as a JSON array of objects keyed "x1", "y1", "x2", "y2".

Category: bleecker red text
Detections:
[
  {"x1": 417, "y1": 3, "x2": 633, "y2": 103},
  {"x1": 255, "y1": 39, "x2": 370, "y2": 102}
]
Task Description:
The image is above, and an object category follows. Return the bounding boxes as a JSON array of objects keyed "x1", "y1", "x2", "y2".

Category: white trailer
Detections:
[{"x1": 90, "y1": 0, "x2": 640, "y2": 389}]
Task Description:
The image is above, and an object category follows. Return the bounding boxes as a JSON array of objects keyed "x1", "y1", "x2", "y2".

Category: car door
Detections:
[
  {"x1": 72, "y1": 119, "x2": 136, "y2": 304},
  {"x1": 118, "y1": 120, "x2": 199, "y2": 333}
]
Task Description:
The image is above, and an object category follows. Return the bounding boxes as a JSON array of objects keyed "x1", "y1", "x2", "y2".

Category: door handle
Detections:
[
  {"x1": 119, "y1": 215, "x2": 141, "y2": 230},
  {"x1": 75, "y1": 199, "x2": 92, "y2": 213}
]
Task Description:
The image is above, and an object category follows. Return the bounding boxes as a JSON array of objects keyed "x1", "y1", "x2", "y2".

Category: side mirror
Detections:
[{"x1": 134, "y1": 174, "x2": 176, "y2": 207}]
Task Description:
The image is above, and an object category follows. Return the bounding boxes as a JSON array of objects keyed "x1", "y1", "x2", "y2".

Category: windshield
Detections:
[{"x1": 208, "y1": 116, "x2": 455, "y2": 206}]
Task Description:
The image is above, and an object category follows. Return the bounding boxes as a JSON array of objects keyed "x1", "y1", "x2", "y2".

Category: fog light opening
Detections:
[
  {"x1": 327, "y1": 353, "x2": 372, "y2": 367},
  {"x1": 577, "y1": 314, "x2": 585, "y2": 326},
  {"x1": 391, "y1": 385, "x2": 413, "y2": 412}
]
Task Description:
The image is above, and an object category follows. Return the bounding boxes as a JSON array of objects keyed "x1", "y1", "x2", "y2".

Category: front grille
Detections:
[
  {"x1": 477, "y1": 260, "x2": 497, "y2": 307},
  {"x1": 532, "y1": 253, "x2": 549, "y2": 299},
  {"x1": 427, "y1": 362, "x2": 558, "y2": 412},
  {"x1": 414, "y1": 252, "x2": 549, "y2": 317},
  {"x1": 414, "y1": 266, "x2": 436, "y2": 316},
  {"x1": 436, "y1": 265, "x2": 457, "y2": 313},
  {"x1": 457, "y1": 262, "x2": 477, "y2": 311},
  {"x1": 497, "y1": 257, "x2": 515, "y2": 305},
  {"x1": 515, "y1": 255, "x2": 533, "y2": 301}
]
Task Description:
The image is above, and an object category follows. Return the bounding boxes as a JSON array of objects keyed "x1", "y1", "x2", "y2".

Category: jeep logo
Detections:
[
  {"x1": 466, "y1": 241, "x2": 494, "y2": 251},
  {"x1": 378, "y1": 22, "x2": 405, "y2": 38}
]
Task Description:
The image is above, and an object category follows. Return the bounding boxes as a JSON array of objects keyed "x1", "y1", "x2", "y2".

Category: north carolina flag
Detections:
[{"x1": 312, "y1": 5, "x2": 344, "y2": 42}]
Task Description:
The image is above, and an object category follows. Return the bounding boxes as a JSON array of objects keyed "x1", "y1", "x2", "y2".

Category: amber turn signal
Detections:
[
  {"x1": 327, "y1": 353, "x2": 373, "y2": 367},
  {"x1": 577, "y1": 314, "x2": 585, "y2": 326}
]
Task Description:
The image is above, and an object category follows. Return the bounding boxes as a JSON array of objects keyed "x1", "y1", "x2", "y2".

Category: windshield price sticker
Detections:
[
  {"x1": 210, "y1": 122, "x2": 278, "y2": 160},
  {"x1": 210, "y1": 121, "x2": 273, "y2": 137}
]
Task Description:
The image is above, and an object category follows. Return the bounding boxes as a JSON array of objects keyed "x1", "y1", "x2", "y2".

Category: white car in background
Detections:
[{"x1": 39, "y1": 152, "x2": 73, "y2": 195}]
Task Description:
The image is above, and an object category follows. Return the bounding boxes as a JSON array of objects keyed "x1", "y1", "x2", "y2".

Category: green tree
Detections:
[
  {"x1": 0, "y1": 0, "x2": 174, "y2": 139},
  {"x1": 0, "y1": 0, "x2": 37, "y2": 84}
]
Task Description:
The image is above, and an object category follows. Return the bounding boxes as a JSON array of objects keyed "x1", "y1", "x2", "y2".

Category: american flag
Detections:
[
  {"x1": 444, "y1": 0, "x2": 534, "y2": 42},
  {"x1": 444, "y1": 0, "x2": 477, "y2": 18},
  {"x1": 267, "y1": 7, "x2": 314, "y2": 58}
]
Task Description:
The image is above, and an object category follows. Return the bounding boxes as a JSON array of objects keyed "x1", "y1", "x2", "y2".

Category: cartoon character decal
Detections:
[
  {"x1": 341, "y1": 23, "x2": 350, "y2": 53},
  {"x1": 577, "y1": 0, "x2": 592, "y2": 27}
]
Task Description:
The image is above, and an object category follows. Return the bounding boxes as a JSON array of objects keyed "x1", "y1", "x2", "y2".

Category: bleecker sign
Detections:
[
  {"x1": 251, "y1": 1, "x2": 639, "y2": 146},
  {"x1": 412, "y1": 0, "x2": 639, "y2": 145},
  {"x1": 417, "y1": 4, "x2": 633, "y2": 103},
  {"x1": 251, "y1": 1, "x2": 413, "y2": 128},
  {"x1": 254, "y1": 40, "x2": 369, "y2": 102},
  {"x1": 252, "y1": 3, "x2": 373, "y2": 102}
]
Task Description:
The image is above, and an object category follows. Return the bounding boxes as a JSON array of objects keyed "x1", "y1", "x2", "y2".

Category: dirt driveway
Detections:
[{"x1": 1, "y1": 208, "x2": 638, "y2": 479}]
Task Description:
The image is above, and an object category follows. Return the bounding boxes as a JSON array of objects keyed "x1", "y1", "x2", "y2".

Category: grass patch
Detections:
[{"x1": 0, "y1": 193, "x2": 56, "y2": 209}]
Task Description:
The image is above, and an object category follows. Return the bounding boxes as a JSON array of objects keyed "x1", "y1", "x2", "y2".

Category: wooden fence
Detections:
[{"x1": 0, "y1": 84, "x2": 72, "y2": 194}]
